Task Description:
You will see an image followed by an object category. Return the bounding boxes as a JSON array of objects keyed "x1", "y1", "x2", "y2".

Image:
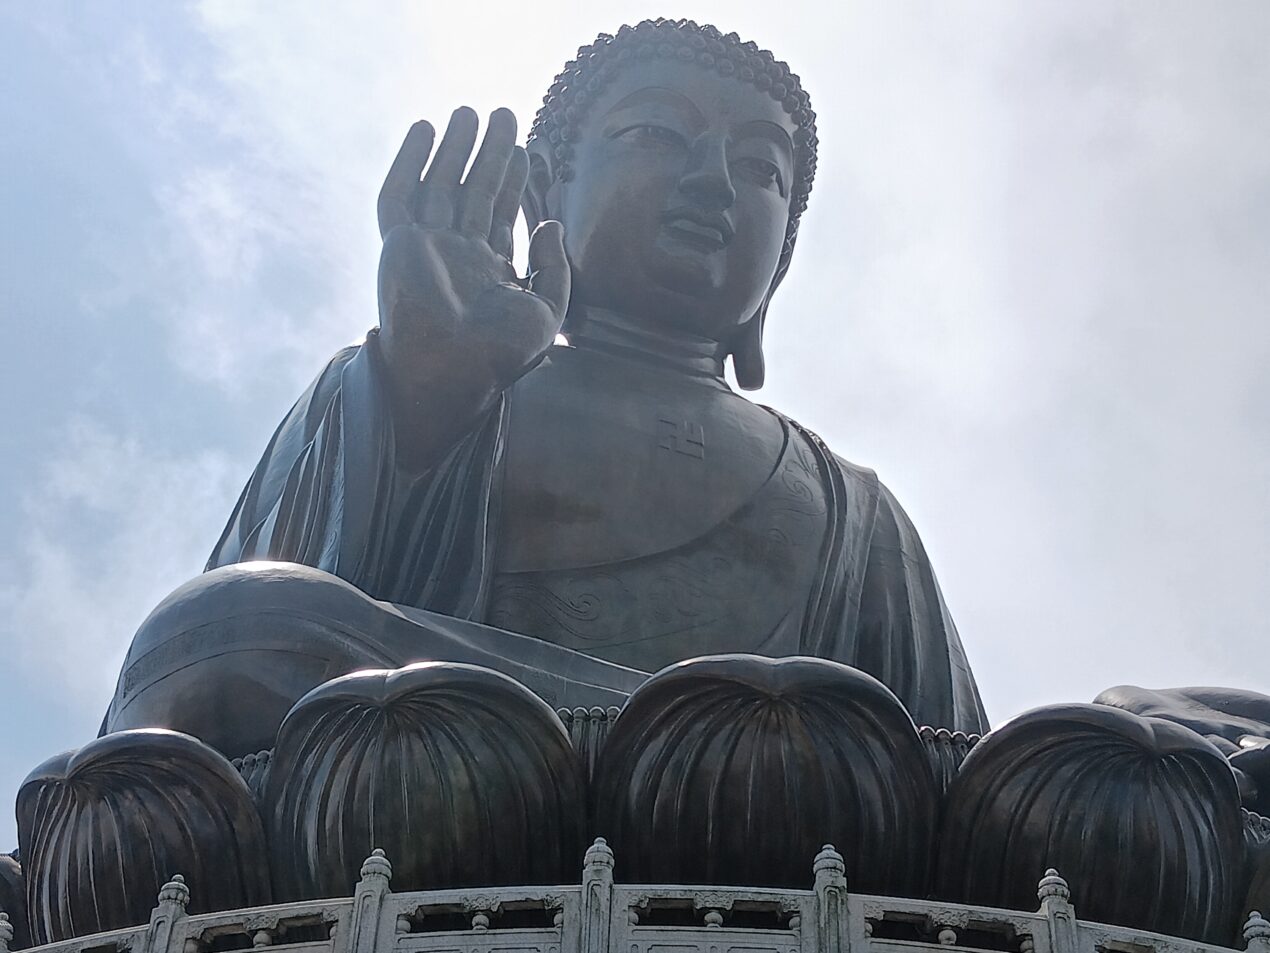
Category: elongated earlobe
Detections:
[
  {"x1": 731, "y1": 301, "x2": 767, "y2": 390},
  {"x1": 733, "y1": 227, "x2": 801, "y2": 390}
]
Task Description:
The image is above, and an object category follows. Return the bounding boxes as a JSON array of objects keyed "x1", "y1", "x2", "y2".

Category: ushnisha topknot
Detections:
[{"x1": 529, "y1": 18, "x2": 818, "y2": 291}]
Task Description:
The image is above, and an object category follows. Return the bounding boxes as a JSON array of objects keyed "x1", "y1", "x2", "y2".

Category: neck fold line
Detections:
[{"x1": 565, "y1": 307, "x2": 729, "y2": 381}]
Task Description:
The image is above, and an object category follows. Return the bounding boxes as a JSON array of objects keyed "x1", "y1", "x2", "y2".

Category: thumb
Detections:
[{"x1": 527, "y1": 220, "x2": 570, "y2": 316}]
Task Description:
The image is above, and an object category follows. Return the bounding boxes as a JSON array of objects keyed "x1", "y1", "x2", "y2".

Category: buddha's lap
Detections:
[{"x1": 104, "y1": 560, "x2": 643, "y2": 756}]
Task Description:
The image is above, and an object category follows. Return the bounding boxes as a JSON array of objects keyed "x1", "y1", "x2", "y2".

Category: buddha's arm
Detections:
[
  {"x1": 205, "y1": 330, "x2": 486, "y2": 571},
  {"x1": 207, "y1": 343, "x2": 366, "y2": 569},
  {"x1": 207, "y1": 331, "x2": 512, "y2": 613},
  {"x1": 208, "y1": 111, "x2": 570, "y2": 571}
]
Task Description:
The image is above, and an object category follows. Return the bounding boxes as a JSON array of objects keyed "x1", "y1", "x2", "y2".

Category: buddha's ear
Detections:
[
  {"x1": 733, "y1": 226, "x2": 801, "y2": 390},
  {"x1": 521, "y1": 146, "x2": 554, "y2": 233},
  {"x1": 731, "y1": 299, "x2": 768, "y2": 391}
]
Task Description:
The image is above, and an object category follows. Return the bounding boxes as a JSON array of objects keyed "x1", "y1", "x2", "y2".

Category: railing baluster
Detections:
[
  {"x1": 814, "y1": 845, "x2": 849, "y2": 953},
  {"x1": 1243, "y1": 912, "x2": 1270, "y2": 953},
  {"x1": 144, "y1": 875, "x2": 190, "y2": 953},
  {"x1": 1037, "y1": 869, "x2": 1077, "y2": 953},
  {"x1": 582, "y1": 839, "x2": 615, "y2": 953},
  {"x1": 343, "y1": 850, "x2": 393, "y2": 953}
]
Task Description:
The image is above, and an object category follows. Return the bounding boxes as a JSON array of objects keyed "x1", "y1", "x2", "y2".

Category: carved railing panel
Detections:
[{"x1": 7, "y1": 844, "x2": 1264, "y2": 953}]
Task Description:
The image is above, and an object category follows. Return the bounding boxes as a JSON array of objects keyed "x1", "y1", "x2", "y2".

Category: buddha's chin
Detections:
[{"x1": 646, "y1": 236, "x2": 725, "y2": 298}]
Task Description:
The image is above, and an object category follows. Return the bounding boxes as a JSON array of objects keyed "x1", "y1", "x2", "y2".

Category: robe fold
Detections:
[{"x1": 209, "y1": 330, "x2": 989, "y2": 734}]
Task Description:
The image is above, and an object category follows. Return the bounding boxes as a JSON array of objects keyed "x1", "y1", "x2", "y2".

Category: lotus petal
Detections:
[
  {"x1": 264, "y1": 662, "x2": 585, "y2": 899},
  {"x1": 17, "y1": 729, "x2": 269, "y2": 944},
  {"x1": 937, "y1": 703, "x2": 1244, "y2": 945},
  {"x1": 593, "y1": 654, "x2": 938, "y2": 893}
]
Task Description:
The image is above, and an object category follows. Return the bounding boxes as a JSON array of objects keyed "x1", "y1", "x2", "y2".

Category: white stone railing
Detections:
[{"x1": 4, "y1": 841, "x2": 1267, "y2": 953}]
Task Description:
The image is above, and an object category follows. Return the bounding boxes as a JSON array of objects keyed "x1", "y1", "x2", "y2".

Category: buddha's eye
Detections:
[
  {"x1": 612, "y1": 123, "x2": 686, "y2": 148},
  {"x1": 734, "y1": 157, "x2": 784, "y2": 194}
]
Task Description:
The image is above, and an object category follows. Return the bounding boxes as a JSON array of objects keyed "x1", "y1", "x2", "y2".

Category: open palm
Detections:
[{"x1": 375, "y1": 107, "x2": 569, "y2": 431}]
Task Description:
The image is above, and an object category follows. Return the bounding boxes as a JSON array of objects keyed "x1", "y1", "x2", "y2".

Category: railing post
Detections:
[
  {"x1": 1037, "y1": 869, "x2": 1078, "y2": 953},
  {"x1": 814, "y1": 845, "x2": 849, "y2": 953},
  {"x1": 1243, "y1": 912, "x2": 1270, "y2": 953},
  {"x1": 145, "y1": 875, "x2": 190, "y2": 953},
  {"x1": 581, "y1": 838, "x2": 615, "y2": 953},
  {"x1": 343, "y1": 850, "x2": 394, "y2": 953}
]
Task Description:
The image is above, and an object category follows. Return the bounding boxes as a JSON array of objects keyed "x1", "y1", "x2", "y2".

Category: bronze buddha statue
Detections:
[
  {"x1": 103, "y1": 21, "x2": 986, "y2": 755},
  {"x1": 14, "y1": 20, "x2": 1270, "y2": 949}
]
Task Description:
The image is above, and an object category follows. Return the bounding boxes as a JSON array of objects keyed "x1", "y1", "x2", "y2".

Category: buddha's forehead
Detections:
[{"x1": 582, "y1": 59, "x2": 797, "y2": 138}]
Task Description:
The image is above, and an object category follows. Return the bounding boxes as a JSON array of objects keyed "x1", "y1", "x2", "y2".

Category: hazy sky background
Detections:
[{"x1": 2, "y1": 1, "x2": 1268, "y2": 850}]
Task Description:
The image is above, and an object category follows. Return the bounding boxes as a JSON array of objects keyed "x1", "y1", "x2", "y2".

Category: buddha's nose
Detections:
[{"x1": 678, "y1": 136, "x2": 736, "y2": 211}]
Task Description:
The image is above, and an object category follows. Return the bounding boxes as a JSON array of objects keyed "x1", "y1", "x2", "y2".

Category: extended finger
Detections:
[
  {"x1": 457, "y1": 108, "x2": 518, "y2": 237},
  {"x1": 526, "y1": 220, "x2": 570, "y2": 317},
  {"x1": 418, "y1": 106, "x2": 480, "y2": 228},
  {"x1": 377, "y1": 120, "x2": 435, "y2": 238},
  {"x1": 489, "y1": 146, "x2": 529, "y2": 260}
]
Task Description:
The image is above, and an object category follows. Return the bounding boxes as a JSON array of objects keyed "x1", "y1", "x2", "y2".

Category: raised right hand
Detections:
[{"x1": 375, "y1": 107, "x2": 570, "y2": 431}]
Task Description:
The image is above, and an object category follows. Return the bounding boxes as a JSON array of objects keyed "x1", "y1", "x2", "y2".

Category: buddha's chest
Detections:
[
  {"x1": 494, "y1": 349, "x2": 789, "y2": 572},
  {"x1": 488, "y1": 351, "x2": 833, "y2": 669}
]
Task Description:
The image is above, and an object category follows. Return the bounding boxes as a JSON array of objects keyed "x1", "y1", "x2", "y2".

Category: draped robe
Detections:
[{"x1": 208, "y1": 329, "x2": 988, "y2": 734}]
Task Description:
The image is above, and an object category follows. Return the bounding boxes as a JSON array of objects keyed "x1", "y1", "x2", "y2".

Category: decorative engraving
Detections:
[
  {"x1": 461, "y1": 897, "x2": 505, "y2": 916},
  {"x1": 690, "y1": 894, "x2": 737, "y2": 913}
]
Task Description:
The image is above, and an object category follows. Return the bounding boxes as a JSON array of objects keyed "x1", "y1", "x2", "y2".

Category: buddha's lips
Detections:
[{"x1": 660, "y1": 209, "x2": 734, "y2": 250}]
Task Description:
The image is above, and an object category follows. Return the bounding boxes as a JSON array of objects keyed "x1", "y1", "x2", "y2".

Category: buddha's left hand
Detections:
[{"x1": 1097, "y1": 684, "x2": 1270, "y2": 811}]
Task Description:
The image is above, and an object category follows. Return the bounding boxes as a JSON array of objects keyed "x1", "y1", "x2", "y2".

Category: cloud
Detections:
[
  {"x1": 0, "y1": 416, "x2": 243, "y2": 848},
  {"x1": 151, "y1": 164, "x2": 329, "y2": 388},
  {"x1": 0, "y1": 418, "x2": 239, "y2": 706}
]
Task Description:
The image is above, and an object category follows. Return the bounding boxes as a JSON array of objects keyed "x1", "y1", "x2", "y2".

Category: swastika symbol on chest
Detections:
[{"x1": 657, "y1": 418, "x2": 705, "y2": 460}]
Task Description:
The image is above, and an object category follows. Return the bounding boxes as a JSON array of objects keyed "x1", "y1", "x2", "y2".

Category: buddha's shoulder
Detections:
[
  {"x1": 767, "y1": 414, "x2": 932, "y2": 541},
  {"x1": 768, "y1": 421, "x2": 929, "y2": 556},
  {"x1": 758, "y1": 410, "x2": 883, "y2": 493}
]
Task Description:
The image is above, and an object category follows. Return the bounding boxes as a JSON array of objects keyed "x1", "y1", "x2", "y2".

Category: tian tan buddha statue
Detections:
[{"x1": 11, "y1": 18, "x2": 1270, "y2": 953}]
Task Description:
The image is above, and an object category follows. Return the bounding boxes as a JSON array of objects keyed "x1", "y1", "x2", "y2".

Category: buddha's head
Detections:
[{"x1": 525, "y1": 19, "x2": 818, "y2": 388}]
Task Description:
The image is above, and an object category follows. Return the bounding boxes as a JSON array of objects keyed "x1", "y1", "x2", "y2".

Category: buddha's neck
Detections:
[{"x1": 565, "y1": 306, "x2": 729, "y2": 382}]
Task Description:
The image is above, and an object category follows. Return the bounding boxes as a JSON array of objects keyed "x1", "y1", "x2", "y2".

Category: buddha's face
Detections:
[{"x1": 544, "y1": 59, "x2": 797, "y2": 341}]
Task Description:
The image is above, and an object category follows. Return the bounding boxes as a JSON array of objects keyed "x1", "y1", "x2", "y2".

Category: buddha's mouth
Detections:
[{"x1": 660, "y1": 209, "x2": 733, "y2": 251}]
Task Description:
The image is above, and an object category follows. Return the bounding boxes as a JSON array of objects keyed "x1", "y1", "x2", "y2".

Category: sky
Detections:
[{"x1": 1, "y1": 1, "x2": 1268, "y2": 851}]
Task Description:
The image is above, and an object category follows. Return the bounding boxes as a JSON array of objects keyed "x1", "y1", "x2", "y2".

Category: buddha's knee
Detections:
[
  {"x1": 592, "y1": 654, "x2": 939, "y2": 895},
  {"x1": 936, "y1": 703, "x2": 1245, "y2": 945},
  {"x1": 263, "y1": 662, "x2": 586, "y2": 899},
  {"x1": 106, "y1": 562, "x2": 398, "y2": 756}
]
